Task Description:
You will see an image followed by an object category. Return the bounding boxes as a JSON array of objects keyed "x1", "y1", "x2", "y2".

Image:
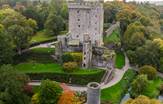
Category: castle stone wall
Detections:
[{"x1": 68, "y1": 0, "x2": 104, "y2": 46}]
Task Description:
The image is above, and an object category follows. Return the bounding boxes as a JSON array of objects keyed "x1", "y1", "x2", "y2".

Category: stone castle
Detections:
[
  {"x1": 58, "y1": 0, "x2": 104, "y2": 49},
  {"x1": 56, "y1": 0, "x2": 115, "y2": 69}
]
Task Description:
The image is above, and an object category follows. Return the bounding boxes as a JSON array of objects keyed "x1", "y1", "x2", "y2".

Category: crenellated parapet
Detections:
[{"x1": 68, "y1": 0, "x2": 103, "y2": 9}]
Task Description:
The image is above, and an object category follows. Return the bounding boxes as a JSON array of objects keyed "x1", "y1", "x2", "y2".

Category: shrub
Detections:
[
  {"x1": 0, "y1": 65, "x2": 31, "y2": 104},
  {"x1": 62, "y1": 52, "x2": 83, "y2": 65},
  {"x1": 125, "y1": 95, "x2": 161, "y2": 104},
  {"x1": 62, "y1": 53, "x2": 74, "y2": 63},
  {"x1": 32, "y1": 93, "x2": 40, "y2": 104},
  {"x1": 63, "y1": 62, "x2": 78, "y2": 72},
  {"x1": 76, "y1": 91, "x2": 87, "y2": 103},
  {"x1": 70, "y1": 52, "x2": 82, "y2": 65},
  {"x1": 130, "y1": 75, "x2": 149, "y2": 98},
  {"x1": 23, "y1": 84, "x2": 33, "y2": 96},
  {"x1": 159, "y1": 84, "x2": 163, "y2": 95},
  {"x1": 38, "y1": 80, "x2": 63, "y2": 104},
  {"x1": 139, "y1": 65, "x2": 157, "y2": 80},
  {"x1": 58, "y1": 91, "x2": 75, "y2": 104}
]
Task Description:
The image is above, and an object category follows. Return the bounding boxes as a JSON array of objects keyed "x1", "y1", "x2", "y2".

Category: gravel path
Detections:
[
  {"x1": 31, "y1": 42, "x2": 56, "y2": 48},
  {"x1": 22, "y1": 41, "x2": 55, "y2": 53}
]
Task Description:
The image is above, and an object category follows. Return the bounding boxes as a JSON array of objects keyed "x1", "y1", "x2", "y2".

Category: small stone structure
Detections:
[
  {"x1": 87, "y1": 82, "x2": 101, "y2": 104},
  {"x1": 57, "y1": 35, "x2": 67, "y2": 50},
  {"x1": 82, "y1": 34, "x2": 92, "y2": 69},
  {"x1": 54, "y1": 41, "x2": 63, "y2": 64}
]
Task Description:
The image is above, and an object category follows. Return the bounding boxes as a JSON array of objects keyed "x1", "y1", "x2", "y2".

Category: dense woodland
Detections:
[
  {"x1": 104, "y1": 1, "x2": 163, "y2": 72},
  {"x1": 1, "y1": 0, "x2": 163, "y2": 104}
]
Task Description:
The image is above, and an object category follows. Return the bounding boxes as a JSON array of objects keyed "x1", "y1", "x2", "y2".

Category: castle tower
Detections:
[
  {"x1": 87, "y1": 82, "x2": 101, "y2": 104},
  {"x1": 68, "y1": 0, "x2": 104, "y2": 46},
  {"x1": 82, "y1": 34, "x2": 92, "y2": 69}
]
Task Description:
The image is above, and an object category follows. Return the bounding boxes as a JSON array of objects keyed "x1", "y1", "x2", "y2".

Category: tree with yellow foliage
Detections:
[
  {"x1": 58, "y1": 91, "x2": 82, "y2": 104},
  {"x1": 125, "y1": 95, "x2": 162, "y2": 104}
]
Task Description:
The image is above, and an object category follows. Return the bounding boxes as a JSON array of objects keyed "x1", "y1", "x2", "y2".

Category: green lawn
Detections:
[
  {"x1": 30, "y1": 30, "x2": 55, "y2": 44},
  {"x1": 143, "y1": 78, "x2": 163, "y2": 98},
  {"x1": 104, "y1": 29, "x2": 120, "y2": 45},
  {"x1": 14, "y1": 48, "x2": 55, "y2": 64},
  {"x1": 30, "y1": 30, "x2": 68, "y2": 44},
  {"x1": 15, "y1": 62, "x2": 105, "y2": 85},
  {"x1": 101, "y1": 69, "x2": 136, "y2": 104},
  {"x1": 15, "y1": 63, "x2": 102, "y2": 74},
  {"x1": 115, "y1": 52, "x2": 125, "y2": 69}
]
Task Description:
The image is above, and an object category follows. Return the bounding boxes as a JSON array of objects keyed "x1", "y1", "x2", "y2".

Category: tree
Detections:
[
  {"x1": 45, "y1": 13, "x2": 64, "y2": 35},
  {"x1": 125, "y1": 95, "x2": 161, "y2": 104},
  {"x1": 130, "y1": 75, "x2": 149, "y2": 98},
  {"x1": 123, "y1": 22, "x2": 145, "y2": 50},
  {"x1": 0, "y1": 65, "x2": 30, "y2": 104},
  {"x1": 22, "y1": 3, "x2": 49, "y2": 30},
  {"x1": 139, "y1": 65, "x2": 157, "y2": 80},
  {"x1": 38, "y1": 80, "x2": 63, "y2": 104},
  {"x1": 116, "y1": 5, "x2": 141, "y2": 36},
  {"x1": 7, "y1": 24, "x2": 33, "y2": 55},
  {"x1": 58, "y1": 91, "x2": 75, "y2": 104},
  {"x1": 153, "y1": 38, "x2": 163, "y2": 72},
  {"x1": 45, "y1": 0, "x2": 67, "y2": 35},
  {"x1": 135, "y1": 40, "x2": 160, "y2": 68},
  {"x1": 0, "y1": 8, "x2": 36, "y2": 55},
  {"x1": 104, "y1": 1, "x2": 123, "y2": 23},
  {"x1": 139, "y1": 16, "x2": 152, "y2": 26},
  {"x1": 0, "y1": 24, "x2": 14, "y2": 64},
  {"x1": 0, "y1": 0, "x2": 27, "y2": 7},
  {"x1": 27, "y1": 18, "x2": 37, "y2": 33}
]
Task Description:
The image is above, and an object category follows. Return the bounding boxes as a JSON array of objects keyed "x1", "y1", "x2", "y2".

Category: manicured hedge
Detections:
[{"x1": 26, "y1": 70, "x2": 105, "y2": 85}]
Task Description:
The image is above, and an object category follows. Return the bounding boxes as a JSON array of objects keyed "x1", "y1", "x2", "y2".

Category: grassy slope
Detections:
[
  {"x1": 101, "y1": 69, "x2": 136, "y2": 104},
  {"x1": 104, "y1": 29, "x2": 120, "y2": 45},
  {"x1": 30, "y1": 30, "x2": 55, "y2": 44},
  {"x1": 31, "y1": 47, "x2": 55, "y2": 54},
  {"x1": 115, "y1": 52, "x2": 125, "y2": 69},
  {"x1": 14, "y1": 48, "x2": 55, "y2": 64}
]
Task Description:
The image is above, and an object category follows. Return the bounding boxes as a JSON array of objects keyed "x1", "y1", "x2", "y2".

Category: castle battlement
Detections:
[
  {"x1": 68, "y1": 2, "x2": 103, "y2": 9},
  {"x1": 68, "y1": 0, "x2": 104, "y2": 6}
]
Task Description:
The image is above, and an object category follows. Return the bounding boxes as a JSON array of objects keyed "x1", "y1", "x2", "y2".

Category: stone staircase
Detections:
[{"x1": 101, "y1": 68, "x2": 114, "y2": 85}]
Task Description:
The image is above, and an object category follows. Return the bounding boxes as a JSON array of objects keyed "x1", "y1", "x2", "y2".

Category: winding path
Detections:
[{"x1": 28, "y1": 54, "x2": 131, "y2": 92}]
